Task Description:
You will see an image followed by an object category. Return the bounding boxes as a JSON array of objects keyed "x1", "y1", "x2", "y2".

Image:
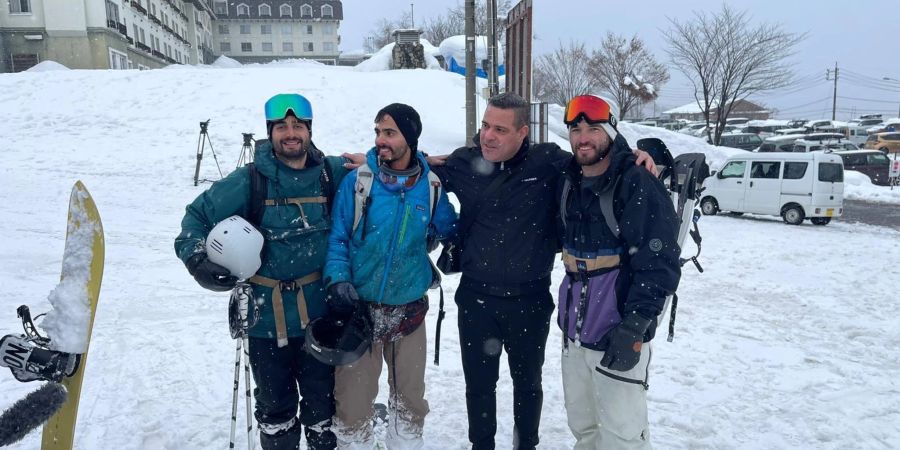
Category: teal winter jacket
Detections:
[
  {"x1": 324, "y1": 149, "x2": 457, "y2": 305},
  {"x1": 174, "y1": 141, "x2": 349, "y2": 338}
]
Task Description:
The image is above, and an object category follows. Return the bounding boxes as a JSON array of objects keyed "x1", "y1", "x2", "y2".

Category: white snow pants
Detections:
[{"x1": 561, "y1": 341, "x2": 652, "y2": 450}]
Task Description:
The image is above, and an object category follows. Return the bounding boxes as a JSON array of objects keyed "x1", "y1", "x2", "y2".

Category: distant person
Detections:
[
  {"x1": 176, "y1": 94, "x2": 350, "y2": 450},
  {"x1": 556, "y1": 94, "x2": 681, "y2": 449},
  {"x1": 323, "y1": 103, "x2": 457, "y2": 448}
]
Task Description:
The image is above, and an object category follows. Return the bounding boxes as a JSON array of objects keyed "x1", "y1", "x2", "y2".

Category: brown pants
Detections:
[{"x1": 333, "y1": 322, "x2": 429, "y2": 447}]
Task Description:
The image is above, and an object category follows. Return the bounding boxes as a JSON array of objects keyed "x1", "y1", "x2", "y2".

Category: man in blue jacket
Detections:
[
  {"x1": 557, "y1": 95, "x2": 680, "y2": 449},
  {"x1": 323, "y1": 103, "x2": 457, "y2": 449}
]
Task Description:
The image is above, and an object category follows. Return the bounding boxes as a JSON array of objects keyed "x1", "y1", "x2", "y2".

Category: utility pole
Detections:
[
  {"x1": 465, "y1": 0, "x2": 476, "y2": 146},
  {"x1": 486, "y1": 0, "x2": 499, "y2": 97},
  {"x1": 410, "y1": 2, "x2": 414, "y2": 28},
  {"x1": 826, "y1": 62, "x2": 839, "y2": 120}
]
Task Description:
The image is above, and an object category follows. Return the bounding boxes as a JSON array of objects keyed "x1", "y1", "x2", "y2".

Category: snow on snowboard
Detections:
[{"x1": 0, "y1": 181, "x2": 105, "y2": 449}]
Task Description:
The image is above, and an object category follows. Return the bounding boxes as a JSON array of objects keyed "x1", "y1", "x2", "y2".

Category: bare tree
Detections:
[
  {"x1": 664, "y1": 5, "x2": 804, "y2": 145},
  {"x1": 589, "y1": 33, "x2": 669, "y2": 120},
  {"x1": 421, "y1": 0, "x2": 512, "y2": 45},
  {"x1": 363, "y1": 12, "x2": 412, "y2": 52},
  {"x1": 532, "y1": 41, "x2": 597, "y2": 107}
]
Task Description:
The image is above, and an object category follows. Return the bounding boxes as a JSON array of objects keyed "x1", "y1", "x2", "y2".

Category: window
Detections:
[
  {"x1": 261, "y1": 24, "x2": 272, "y2": 34},
  {"x1": 105, "y1": 1, "x2": 120, "y2": 24},
  {"x1": 321, "y1": 4, "x2": 333, "y2": 17},
  {"x1": 139, "y1": 28, "x2": 146, "y2": 44},
  {"x1": 280, "y1": 4, "x2": 291, "y2": 17},
  {"x1": 236, "y1": 3, "x2": 249, "y2": 16},
  {"x1": 281, "y1": 25, "x2": 292, "y2": 34},
  {"x1": 869, "y1": 153, "x2": 889, "y2": 165},
  {"x1": 818, "y1": 163, "x2": 843, "y2": 182},
  {"x1": 282, "y1": 42, "x2": 293, "y2": 52},
  {"x1": 262, "y1": 42, "x2": 273, "y2": 52},
  {"x1": 303, "y1": 42, "x2": 314, "y2": 52},
  {"x1": 109, "y1": 48, "x2": 129, "y2": 70},
  {"x1": 783, "y1": 162, "x2": 808, "y2": 180},
  {"x1": 9, "y1": 0, "x2": 30, "y2": 13},
  {"x1": 258, "y1": 4, "x2": 271, "y2": 16},
  {"x1": 241, "y1": 42, "x2": 252, "y2": 52},
  {"x1": 218, "y1": 24, "x2": 229, "y2": 34},
  {"x1": 300, "y1": 4, "x2": 312, "y2": 17},
  {"x1": 323, "y1": 42, "x2": 335, "y2": 53},
  {"x1": 306, "y1": 25, "x2": 313, "y2": 34},
  {"x1": 220, "y1": 42, "x2": 231, "y2": 52},
  {"x1": 719, "y1": 161, "x2": 746, "y2": 179},
  {"x1": 240, "y1": 24, "x2": 251, "y2": 34},
  {"x1": 10, "y1": 53, "x2": 38, "y2": 72},
  {"x1": 750, "y1": 162, "x2": 780, "y2": 179},
  {"x1": 213, "y1": 1, "x2": 227, "y2": 15},
  {"x1": 322, "y1": 24, "x2": 334, "y2": 35},
  {"x1": 150, "y1": 3, "x2": 156, "y2": 16}
]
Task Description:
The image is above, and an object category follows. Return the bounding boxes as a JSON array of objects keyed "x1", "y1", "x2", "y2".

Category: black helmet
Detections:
[{"x1": 305, "y1": 307, "x2": 371, "y2": 366}]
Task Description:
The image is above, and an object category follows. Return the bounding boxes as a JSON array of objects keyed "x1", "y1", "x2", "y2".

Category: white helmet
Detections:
[{"x1": 205, "y1": 215, "x2": 264, "y2": 280}]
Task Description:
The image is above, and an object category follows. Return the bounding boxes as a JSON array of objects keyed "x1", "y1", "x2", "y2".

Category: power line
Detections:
[{"x1": 837, "y1": 95, "x2": 900, "y2": 104}]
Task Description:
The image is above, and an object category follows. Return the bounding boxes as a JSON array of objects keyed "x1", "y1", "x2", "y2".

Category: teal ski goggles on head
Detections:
[{"x1": 264, "y1": 94, "x2": 313, "y2": 122}]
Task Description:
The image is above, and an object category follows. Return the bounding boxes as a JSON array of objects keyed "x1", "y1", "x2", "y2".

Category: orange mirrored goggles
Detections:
[{"x1": 564, "y1": 95, "x2": 613, "y2": 125}]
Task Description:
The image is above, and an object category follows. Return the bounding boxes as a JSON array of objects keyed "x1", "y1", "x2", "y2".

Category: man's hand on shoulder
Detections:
[
  {"x1": 341, "y1": 152, "x2": 365, "y2": 169},
  {"x1": 632, "y1": 149, "x2": 659, "y2": 177},
  {"x1": 426, "y1": 154, "x2": 449, "y2": 167}
]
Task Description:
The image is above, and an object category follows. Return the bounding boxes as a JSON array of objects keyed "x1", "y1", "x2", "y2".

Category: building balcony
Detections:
[
  {"x1": 127, "y1": 36, "x2": 134, "y2": 45},
  {"x1": 107, "y1": 19, "x2": 117, "y2": 30},
  {"x1": 131, "y1": 2, "x2": 147, "y2": 14},
  {"x1": 163, "y1": 24, "x2": 173, "y2": 33},
  {"x1": 150, "y1": 15, "x2": 162, "y2": 25},
  {"x1": 152, "y1": 49, "x2": 166, "y2": 59},
  {"x1": 136, "y1": 41, "x2": 151, "y2": 52},
  {"x1": 118, "y1": 23, "x2": 127, "y2": 36},
  {"x1": 196, "y1": 20, "x2": 204, "y2": 30}
]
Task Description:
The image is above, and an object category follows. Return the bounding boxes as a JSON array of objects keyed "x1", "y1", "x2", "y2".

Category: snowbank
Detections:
[
  {"x1": 210, "y1": 55, "x2": 243, "y2": 68},
  {"x1": 25, "y1": 60, "x2": 69, "y2": 72}
]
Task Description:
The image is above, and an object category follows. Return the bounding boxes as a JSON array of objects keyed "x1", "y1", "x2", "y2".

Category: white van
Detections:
[{"x1": 700, "y1": 152, "x2": 844, "y2": 225}]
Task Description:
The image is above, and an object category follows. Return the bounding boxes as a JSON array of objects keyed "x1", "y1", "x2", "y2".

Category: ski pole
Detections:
[
  {"x1": 229, "y1": 337, "x2": 241, "y2": 449},
  {"x1": 243, "y1": 336, "x2": 253, "y2": 450}
]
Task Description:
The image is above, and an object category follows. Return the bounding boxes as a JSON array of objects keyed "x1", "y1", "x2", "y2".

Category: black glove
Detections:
[
  {"x1": 599, "y1": 313, "x2": 652, "y2": 372},
  {"x1": 326, "y1": 282, "x2": 359, "y2": 317},
  {"x1": 186, "y1": 253, "x2": 238, "y2": 292}
]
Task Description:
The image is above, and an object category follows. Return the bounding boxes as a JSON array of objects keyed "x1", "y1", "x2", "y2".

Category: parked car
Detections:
[
  {"x1": 717, "y1": 133, "x2": 763, "y2": 150},
  {"x1": 791, "y1": 139, "x2": 858, "y2": 152},
  {"x1": 726, "y1": 117, "x2": 751, "y2": 126},
  {"x1": 678, "y1": 123, "x2": 706, "y2": 135},
  {"x1": 863, "y1": 132, "x2": 900, "y2": 154},
  {"x1": 834, "y1": 150, "x2": 891, "y2": 186},
  {"x1": 756, "y1": 134, "x2": 806, "y2": 152},
  {"x1": 701, "y1": 152, "x2": 843, "y2": 225}
]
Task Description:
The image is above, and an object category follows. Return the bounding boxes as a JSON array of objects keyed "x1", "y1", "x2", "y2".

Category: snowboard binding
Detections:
[{"x1": 0, "y1": 305, "x2": 80, "y2": 383}]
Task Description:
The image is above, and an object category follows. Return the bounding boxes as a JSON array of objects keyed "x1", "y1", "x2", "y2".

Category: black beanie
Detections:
[{"x1": 376, "y1": 103, "x2": 422, "y2": 151}]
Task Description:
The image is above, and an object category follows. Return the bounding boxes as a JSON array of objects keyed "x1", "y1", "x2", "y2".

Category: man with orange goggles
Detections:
[
  {"x1": 557, "y1": 94, "x2": 680, "y2": 449},
  {"x1": 421, "y1": 93, "x2": 657, "y2": 450}
]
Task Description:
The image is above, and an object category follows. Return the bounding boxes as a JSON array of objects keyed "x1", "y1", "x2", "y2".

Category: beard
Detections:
[
  {"x1": 377, "y1": 144, "x2": 409, "y2": 165},
  {"x1": 273, "y1": 137, "x2": 310, "y2": 161},
  {"x1": 575, "y1": 142, "x2": 611, "y2": 167}
]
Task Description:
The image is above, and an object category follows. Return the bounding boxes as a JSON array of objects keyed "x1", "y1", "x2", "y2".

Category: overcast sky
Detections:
[{"x1": 339, "y1": 0, "x2": 900, "y2": 120}]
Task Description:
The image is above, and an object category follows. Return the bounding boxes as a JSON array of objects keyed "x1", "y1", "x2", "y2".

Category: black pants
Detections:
[
  {"x1": 248, "y1": 336, "x2": 336, "y2": 450},
  {"x1": 456, "y1": 285, "x2": 554, "y2": 450}
]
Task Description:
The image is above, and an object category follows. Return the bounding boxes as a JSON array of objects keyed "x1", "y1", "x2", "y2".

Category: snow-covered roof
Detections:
[{"x1": 663, "y1": 101, "x2": 709, "y2": 115}]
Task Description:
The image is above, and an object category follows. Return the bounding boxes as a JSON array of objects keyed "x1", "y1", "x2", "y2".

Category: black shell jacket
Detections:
[
  {"x1": 558, "y1": 134, "x2": 682, "y2": 339},
  {"x1": 431, "y1": 138, "x2": 570, "y2": 297}
]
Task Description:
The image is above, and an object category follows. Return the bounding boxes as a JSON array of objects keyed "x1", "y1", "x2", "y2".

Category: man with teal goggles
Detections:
[{"x1": 176, "y1": 93, "x2": 352, "y2": 450}]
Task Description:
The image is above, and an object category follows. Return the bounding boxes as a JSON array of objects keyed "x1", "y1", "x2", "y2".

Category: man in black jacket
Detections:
[
  {"x1": 557, "y1": 94, "x2": 680, "y2": 449},
  {"x1": 428, "y1": 93, "x2": 655, "y2": 449}
]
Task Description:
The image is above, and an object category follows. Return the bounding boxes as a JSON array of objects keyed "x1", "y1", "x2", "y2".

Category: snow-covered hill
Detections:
[{"x1": 1, "y1": 62, "x2": 898, "y2": 449}]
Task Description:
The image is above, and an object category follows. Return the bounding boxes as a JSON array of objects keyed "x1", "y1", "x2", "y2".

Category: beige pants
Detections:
[
  {"x1": 561, "y1": 341, "x2": 653, "y2": 450},
  {"x1": 333, "y1": 322, "x2": 429, "y2": 449}
]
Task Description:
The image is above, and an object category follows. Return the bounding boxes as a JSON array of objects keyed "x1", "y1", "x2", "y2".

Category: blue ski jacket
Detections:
[{"x1": 324, "y1": 149, "x2": 458, "y2": 305}]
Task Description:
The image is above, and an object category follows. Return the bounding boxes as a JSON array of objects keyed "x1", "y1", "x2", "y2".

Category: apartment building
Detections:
[
  {"x1": 212, "y1": 0, "x2": 342, "y2": 64},
  {"x1": 0, "y1": 0, "x2": 215, "y2": 72}
]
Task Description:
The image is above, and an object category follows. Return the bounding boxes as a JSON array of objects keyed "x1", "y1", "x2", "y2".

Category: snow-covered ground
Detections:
[{"x1": 1, "y1": 62, "x2": 899, "y2": 449}]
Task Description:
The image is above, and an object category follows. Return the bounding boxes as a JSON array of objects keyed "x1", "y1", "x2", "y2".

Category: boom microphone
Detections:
[{"x1": 0, "y1": 382, "x2": 67, "y2": 447}]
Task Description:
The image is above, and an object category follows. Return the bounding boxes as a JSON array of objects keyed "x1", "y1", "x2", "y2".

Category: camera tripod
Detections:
[
  {"x1": 236, "y1": 133, "x2": 255, "y2": 169},
  {"x1": 193, "y1": 119, "x2": 225, "y2": 186}
]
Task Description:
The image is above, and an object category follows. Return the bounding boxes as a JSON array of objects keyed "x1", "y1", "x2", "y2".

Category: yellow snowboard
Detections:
[{"x1": 40, "y1": 181, "x2": 105, "y2": 450}]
